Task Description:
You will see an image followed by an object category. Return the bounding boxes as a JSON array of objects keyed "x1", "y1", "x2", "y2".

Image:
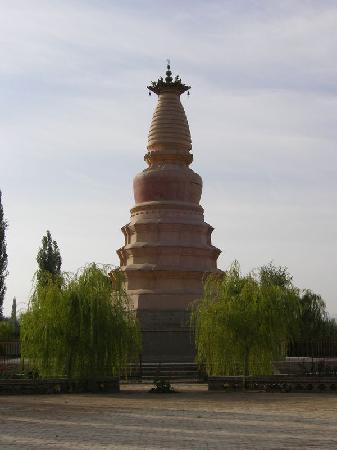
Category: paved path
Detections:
[{"x1": 1, "y1": 384, "x2": 337, "y2": 449}]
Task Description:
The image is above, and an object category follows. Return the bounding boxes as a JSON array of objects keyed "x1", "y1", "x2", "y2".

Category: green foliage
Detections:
[
  {"x1": 259, "y1": 262, "x2": 293, "y2": 289},
  {"x1": 150, "y1": 378, "x2": 175, "y2": 393},
  {"x1": 20, "y1": 264, "x2": 141, "y2": 378},
  {"x1": 0, "y1": 190, "x2": 8, "y2": 319},
  {"x1": 297, "y1": 290, "x2": 337, "y2": 341},
  {"x1": 322, "y1": 317, "x2": 337, "y2": 337},
  {"x1": 0, "y1": 319, "x2": 17, "y2": 340},
  {"x1": 192, "y1": 261, "x2": 301, "y2": 377},
  {"x1": 36, "y1": 230, "x2": 62, "y2": 284}
]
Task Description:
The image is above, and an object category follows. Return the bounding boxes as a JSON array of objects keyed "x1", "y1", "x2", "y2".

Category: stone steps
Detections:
[{"x1": 124, "y1": 363, "x2": 206, "y2": 383}]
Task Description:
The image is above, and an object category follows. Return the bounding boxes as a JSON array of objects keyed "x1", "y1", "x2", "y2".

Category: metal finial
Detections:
[{"x1": 165, "y1": 59, "x2": 173, "y2": 83}]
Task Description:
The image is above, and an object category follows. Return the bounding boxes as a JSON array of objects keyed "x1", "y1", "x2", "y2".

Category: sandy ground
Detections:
[{"x1": 0, "y1": 383, "x2": 337, "y2": 449}]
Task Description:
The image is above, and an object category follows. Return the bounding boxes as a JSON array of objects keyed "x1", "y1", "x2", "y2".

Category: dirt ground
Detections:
[{"x1": 1, "y1": 383, "x2": 337, "y2": 449}]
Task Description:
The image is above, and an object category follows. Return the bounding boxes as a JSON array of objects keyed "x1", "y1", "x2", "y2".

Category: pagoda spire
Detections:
[{"x1": 146, "y1": 63, "x2": 192, "y2": 163}]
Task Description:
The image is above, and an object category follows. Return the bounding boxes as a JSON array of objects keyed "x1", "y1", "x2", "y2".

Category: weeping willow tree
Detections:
[
  {"x1": 192, "y1": 261, "x2": 301, "y2": 379},
  {"x1": 20, "y1": 264, "x2": 141, "y2": 378}
]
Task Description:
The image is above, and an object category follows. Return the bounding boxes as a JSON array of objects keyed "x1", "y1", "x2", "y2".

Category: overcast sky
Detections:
[{"x1": 1, "y1": 0, "x2": 336, "y2": 317}]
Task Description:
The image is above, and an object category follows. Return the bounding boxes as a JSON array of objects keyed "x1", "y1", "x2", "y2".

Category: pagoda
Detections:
[{"x1": 117, "y1": 63, "x2": 221, "y2": 362}]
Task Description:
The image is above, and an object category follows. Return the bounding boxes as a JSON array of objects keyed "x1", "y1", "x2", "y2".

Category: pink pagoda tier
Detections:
[{"x1": 117, "y1": 64, "x2": 221, "y2": 362}]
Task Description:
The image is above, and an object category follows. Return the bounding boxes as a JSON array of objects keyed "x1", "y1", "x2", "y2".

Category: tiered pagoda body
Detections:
[{"x1": 117, "y1": 65, "x2": 220, "y2": 362}]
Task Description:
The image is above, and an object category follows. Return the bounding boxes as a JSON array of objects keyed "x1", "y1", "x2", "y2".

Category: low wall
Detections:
[
  {"x1": 208, "y1": 375, "x2": 337, "y2": 393},
  {"x1": 0, "y1": 377, "x2": 120, "y2": 395},
  {"x1": 274, "y1": 357, "x2": 337, "y2": 375}
]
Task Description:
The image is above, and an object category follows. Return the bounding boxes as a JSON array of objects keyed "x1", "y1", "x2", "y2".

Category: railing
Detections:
[
  {"x1": 288, "y1": 338, "x2": 337, "y2": 358},
  {"x1": 0, "y1": 340, "x2": 20, "y2": 362}
]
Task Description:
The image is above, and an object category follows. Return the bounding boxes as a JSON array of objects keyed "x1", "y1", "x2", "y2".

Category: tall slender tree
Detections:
[
  {"x1": 0, "y1": 190, "x2": 8, "y2": 320},
  {"x1": 11, "y1": 296, "x2": 17, "y2": 323},
  {"x1": 36, "y1": 230, "x2": 62, "y2": 284}
]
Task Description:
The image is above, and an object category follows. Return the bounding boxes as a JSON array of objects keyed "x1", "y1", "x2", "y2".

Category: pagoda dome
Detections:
[{"x1": 133, "y1": 166, "x2": 202, "y2": 205}]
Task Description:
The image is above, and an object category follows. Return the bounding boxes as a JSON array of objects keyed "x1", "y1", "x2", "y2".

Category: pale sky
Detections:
[{"x1": 1, "y1": 0, "x2": 336, "y2": 317}]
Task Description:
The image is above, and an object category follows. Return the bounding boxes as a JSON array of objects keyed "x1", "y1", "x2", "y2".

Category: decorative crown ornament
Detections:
[{"x1": 147, "y1": 60, "x2": 191, "y2": 95}]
